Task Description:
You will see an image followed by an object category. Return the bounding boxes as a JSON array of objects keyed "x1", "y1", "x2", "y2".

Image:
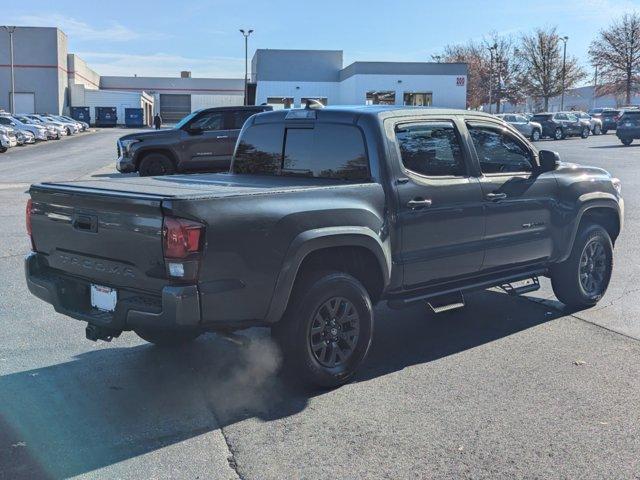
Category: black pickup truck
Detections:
[
  {"x1": 26, "y1": 106, "x2": 623, "y2": 387},
  {"x1": 116, "y1": 105, "x2": 272, "y2": 176}
]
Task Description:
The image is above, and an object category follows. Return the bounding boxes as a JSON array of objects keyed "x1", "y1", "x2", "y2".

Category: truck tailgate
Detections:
[{"x1": 29, "y1": 185, "x2": 167, "y2": 293}]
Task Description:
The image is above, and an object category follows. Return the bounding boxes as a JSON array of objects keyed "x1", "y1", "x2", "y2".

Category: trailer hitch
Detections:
[{"x1": 86, "y1": 324, "x2": 122, "y2": 342}]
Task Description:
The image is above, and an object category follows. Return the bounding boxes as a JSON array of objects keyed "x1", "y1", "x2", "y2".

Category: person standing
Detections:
[{"x1": 153, "y1": 113, "x2": 162, "y2": 130}]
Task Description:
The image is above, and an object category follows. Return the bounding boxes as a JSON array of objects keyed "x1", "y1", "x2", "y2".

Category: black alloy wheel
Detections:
[
  {"x1": 309, "y1": 296, "x2": 360, "y2": 368},
  {"x1": 578, "y1": 238, "x2": 608, "y2": 297}
]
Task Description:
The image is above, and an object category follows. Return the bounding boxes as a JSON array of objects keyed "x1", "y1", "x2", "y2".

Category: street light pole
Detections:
[
  {"x1": 3, "y1": 26, "x2": 16, "y2": 114},
  {"x1": 488, "y1": 44, "x2": 497, "y2": 114},
  {"x1": 239, "y1": 29, "x2": 253, "y2": 106},
  {"x1": 593, "y1": 64, "x2": 598, "y2": 109},
  {"x1": 560, "y1": 35, "x2": 568, "y2": 111}
]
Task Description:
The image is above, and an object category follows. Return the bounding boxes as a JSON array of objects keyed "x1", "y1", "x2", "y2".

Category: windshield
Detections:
[{"x1": 174, "y1": 110, "x2": 203, "y2": 129}]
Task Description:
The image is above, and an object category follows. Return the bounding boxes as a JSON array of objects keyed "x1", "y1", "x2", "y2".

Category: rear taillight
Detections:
[
  {"x1": 162, "y1": 216, "x2": 204, "y2": 280},
  {"x1": 26, "y1": 199, "x2": 35, "y2": 250}
]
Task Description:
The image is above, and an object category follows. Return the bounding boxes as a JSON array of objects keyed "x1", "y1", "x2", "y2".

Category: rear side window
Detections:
[
  {"x1": 233, "y1": 124, "x2": 283, "y2": 174},
  {"x1": 395, "y1": 121, "x2": 466, "y2": 177},
  {"x1": 229, "y1": 110, "x2": 257, "y2": 130},
  {"x1": 283, "y1": 124, "x2": 369, "y2": 180}
]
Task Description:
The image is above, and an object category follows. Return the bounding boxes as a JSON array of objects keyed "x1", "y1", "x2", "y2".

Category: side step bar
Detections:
[
  {"x1": 387, "y1": 268, "x2": 547, "y2": 310},
  {"x1": 427, "y1": 292, "x2": 465, "y2": 313},
  {"x1": 499, "y1": 277, "x2": 540, "y2": 296}
]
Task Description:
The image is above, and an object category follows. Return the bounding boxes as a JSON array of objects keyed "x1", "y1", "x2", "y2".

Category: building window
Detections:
[
  {"x1": 403, "y1": 92, "x2": 432, "y2": 106},
  {"x1": 366, "y1": 91, "x2": 396, "y2": 105},
  {"x1": 300, "y1": 97, "x2": 328, "y2": 108},
  {"x1": 266, "y1": 97, "x2": 294, "y2": 110}
]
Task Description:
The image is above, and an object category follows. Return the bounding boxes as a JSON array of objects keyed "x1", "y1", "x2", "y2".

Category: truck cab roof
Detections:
[{"x1": 249, "y1": 106, "x2": 497, "y2": 126}]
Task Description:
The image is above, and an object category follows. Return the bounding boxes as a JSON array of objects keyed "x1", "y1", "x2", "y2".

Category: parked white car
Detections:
[
  {"x1": 0, "y1": 114, "x2": 48, "y2": 141},
  {"x1": 0, "y1": 125, "x2": 18, "y2": 151},
  {"x1": 41, "y1": 115, "x2": 79, "y2": 135},
  {"x1": 24, "y1": 115, "x2": 67, "y2": 139}
]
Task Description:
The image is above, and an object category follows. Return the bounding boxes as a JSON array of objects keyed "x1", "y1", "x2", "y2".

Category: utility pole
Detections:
[
  {"x1": 239, "y1": 29, "x2": 253, "y2": 106},
  {"x1": 3, "y1": 26, "x2": 16, "y2": 114},
  {"x1": 593, "y1": 64, "x2": 598, "y2": 109},
  {"x1": 488, "y1": 43, "x2": 497, "y2": 114},
  {"x1": 560, "y1": 36, "x2": 568, "y2": 111}
]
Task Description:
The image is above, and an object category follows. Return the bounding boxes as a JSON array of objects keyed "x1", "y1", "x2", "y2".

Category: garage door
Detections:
[
  {"x1": 159, "y1": 94, "x2": 191, "y2": 123},
  {"x1": 14, "y1": 93, "x2": 35, "y2": 114}
]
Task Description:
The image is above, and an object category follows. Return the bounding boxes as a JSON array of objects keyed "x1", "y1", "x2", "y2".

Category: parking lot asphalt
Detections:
[{"x1": 0, "y1": 129, "x2": 638, "y2": 479}]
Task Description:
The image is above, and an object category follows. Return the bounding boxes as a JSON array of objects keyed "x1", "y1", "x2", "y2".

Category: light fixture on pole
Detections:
[
  {"x1": 488, "y1": 43, "x2": 497, "y2": 114},
  {"x1": 239, "y1": 29, "x2": 254, "y2": 106},
  {"x1": 560, "y1": 35, "x2": 569, "y2": 111},
  {"x1": 3, "y1": 26, "x2": 16, "y2": 114}
]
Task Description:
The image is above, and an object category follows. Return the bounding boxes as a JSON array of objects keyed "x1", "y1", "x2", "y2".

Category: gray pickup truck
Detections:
[
  {"x1": 26, "y1": 106, "x2": 623, "y2": 387},
  {"x1": 117, "y1": 105, "x2": 272, "y2": 176}
]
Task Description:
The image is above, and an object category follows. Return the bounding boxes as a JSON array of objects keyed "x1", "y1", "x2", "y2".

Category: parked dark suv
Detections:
[
  {"x1": 117, "y1": 105, "x2": 272, "y2": 176},
  {"x1": 592, "y1": 109, "x2": 620, "y2": 134},
  {"x1": 616, "y1": 110, "x2": 640, "y2": 145},
  {"x1": 530, "y1": 112, "x2": 590, "y2": 140}
]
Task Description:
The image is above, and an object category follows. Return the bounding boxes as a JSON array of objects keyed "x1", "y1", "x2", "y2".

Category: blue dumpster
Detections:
[
  {"x1": 70, "y1": 106, "x2": 90, "y2": 123},
  {"x1": 124, "y1": 108, "x2": 144, "y2": 128},
  {"x1": 95, "y1": 107, "x2": 117, "y2": 127}
]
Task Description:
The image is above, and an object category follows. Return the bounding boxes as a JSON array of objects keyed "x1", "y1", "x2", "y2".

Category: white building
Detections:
[
  {"x1": 1, "y1": 27, "x2": 468, "y2": 124},
  {"x1": 252, "y1": 49, "x2": 468, "y2": 109}
]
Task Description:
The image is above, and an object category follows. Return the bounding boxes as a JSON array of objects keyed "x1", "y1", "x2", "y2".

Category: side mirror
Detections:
[
  {"x1": 538, "y1": 150, "x2": 560, "y2": 173},
  {"x1": 187, "y1": 126, "x2": 203, "y2": 135}
]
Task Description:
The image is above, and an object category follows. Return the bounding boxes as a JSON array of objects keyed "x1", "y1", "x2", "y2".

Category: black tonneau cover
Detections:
[{"x1": 33, "y1": 173, "x2": 356, "y2": 201}]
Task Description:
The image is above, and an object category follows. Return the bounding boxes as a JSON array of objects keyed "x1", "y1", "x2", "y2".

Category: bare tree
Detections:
[
  {"x1": 436, "y1": 33, "x2": 521, "y2": 111},
  {"x1": 484, "y1": 34, "x2": 524, "y2": 112},
  {"x1": 589, "y1": 13, "x2": 640, "y2": 105},
  {"x1": 515, "y1": 27, "x2": 586, "y2": 111}
]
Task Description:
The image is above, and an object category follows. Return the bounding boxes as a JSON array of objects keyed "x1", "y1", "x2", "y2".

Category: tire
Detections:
[
  {"x1": 531, "y1": 129, "x2": 541, "y2": 141},
  {"x1": 581, "y1": 127, "x2": 590, "y2": 139},
  {"x1": 138, "y1": 153, "x2": 176, "y2": 177},
  {"x1": 551, "y1": 223, "x2": 613, "y2": 310},
  {"x1": 621, "y1": 138, "x2": 633, "y2": 146},
  {"x1": 272, "y1": 271, "x2": 374, "y2": 389},
  {"x1": 554, "y1": 127, "x2": 564, "y2": 140},
  {"x1": 593, "y1": 124, "x2": 601, "y2": 135},
  {"x1": 135, "y1": 329, "x2": 201, "y2": 346},
  {"x1": 602, "y1": 129, "x2": 608, "y2": 135},
  {"x1": 0, "y1": 146, "x2": 6, "y2": 153}
]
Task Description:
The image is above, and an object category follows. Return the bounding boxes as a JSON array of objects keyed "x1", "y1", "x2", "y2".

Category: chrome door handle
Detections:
[
  {"x1": 485, "y1": 192, "x2": 507, "y2": 201},
  {"x1": 407, "y1": 198, "x2": 432, "y2": 209},
  {"x1": 216, "y1": 135, "x2": 229, "y2": 139}
]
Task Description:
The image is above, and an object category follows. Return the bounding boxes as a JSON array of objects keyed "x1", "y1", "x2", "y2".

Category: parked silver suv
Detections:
[
  {"x1": 495, "y1": 113, "x2": 543, "y2": 141},
  {"x1": 565, "y1": 111, "x2": 602, "y2": 135}
]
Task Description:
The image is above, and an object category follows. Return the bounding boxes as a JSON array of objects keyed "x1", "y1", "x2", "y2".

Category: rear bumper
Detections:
[
  {"x1": 616, "y1": 127, "x2": 640, "y2": 139},
  {"x1": 25, "y1": 252, "x2": 201, "y2": 331}
]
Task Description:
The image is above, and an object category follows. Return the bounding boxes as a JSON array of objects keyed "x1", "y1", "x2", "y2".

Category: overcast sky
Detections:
[{"x1": 4, "y1": 0, "x2": 640, "y2": 78}]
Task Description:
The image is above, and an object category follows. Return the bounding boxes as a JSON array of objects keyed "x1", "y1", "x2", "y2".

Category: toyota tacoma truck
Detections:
[{"x1": 26, "y1": 106, "x2": 623, "y2": 388}]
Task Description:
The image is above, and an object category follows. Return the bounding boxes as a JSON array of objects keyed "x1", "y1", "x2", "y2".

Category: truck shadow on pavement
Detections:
[{"x1": 0, "y1": 290, "x2": 565, "y2": 479}]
